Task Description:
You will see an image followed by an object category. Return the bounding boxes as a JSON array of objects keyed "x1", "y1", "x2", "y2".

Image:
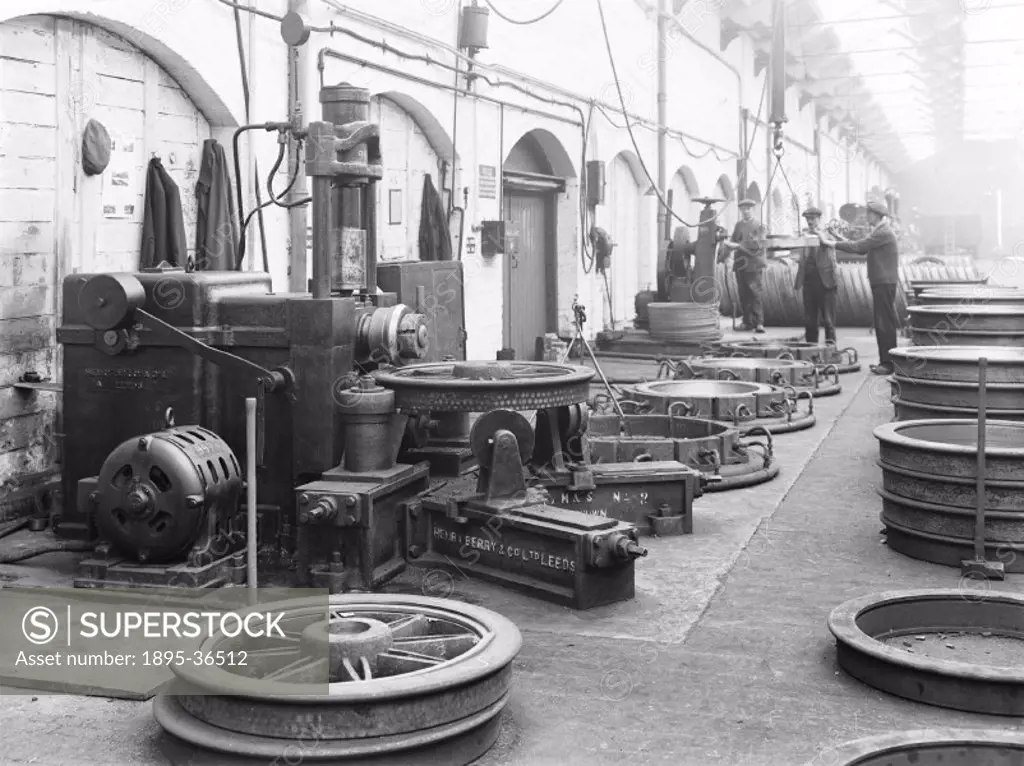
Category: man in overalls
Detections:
[
  {"x1": 795, "y1": 206, "x2": 838, "y2": 344},
  {"x1": 720, "y1": 199, "x2": 766, "y2": 333}
]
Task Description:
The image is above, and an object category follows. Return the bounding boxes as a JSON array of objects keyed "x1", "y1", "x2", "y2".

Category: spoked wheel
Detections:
[
  {"x1": 373, "y1": 360, "x2": 594, "y2": 411},
  {"x1": 154, "y1": 594, "x2": 522, "y2": 765}
]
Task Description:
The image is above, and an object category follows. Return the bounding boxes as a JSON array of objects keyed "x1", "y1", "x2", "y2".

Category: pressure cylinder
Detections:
[{"x1": 336, "y1": 376, "x2": 397, "y2": 472}]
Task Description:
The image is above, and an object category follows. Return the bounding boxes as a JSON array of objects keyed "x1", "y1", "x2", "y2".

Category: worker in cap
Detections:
[
  {"x1": 833, "y1": 199, "x2": 900, "y2": 374},
  {"x1": 720, "y1": 198, "x2": 766, "y2": 333},
  {"x1": 795, "y1": 206, "x2": 839, "y2": 345}
]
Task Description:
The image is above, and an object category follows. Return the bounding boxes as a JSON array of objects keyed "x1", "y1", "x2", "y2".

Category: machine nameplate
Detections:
[
  {"x1": 432, "y1": 525, "x2": 577, "y2": 573},
  {"x1": 84, "y1": 368, "x2": 170, "y2": 391},
  {"x1": 558, "y1": 490, "x2": 650, "y2": 505}
]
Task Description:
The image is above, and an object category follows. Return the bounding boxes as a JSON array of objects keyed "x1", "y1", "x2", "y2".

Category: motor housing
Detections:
[{"x1": 90, "y1": 426, "x2": 242, "y2": 564}]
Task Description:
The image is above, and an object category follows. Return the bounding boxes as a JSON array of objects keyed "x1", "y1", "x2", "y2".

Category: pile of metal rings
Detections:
[
  {"x1": 874, "y1": 419, "x2": 1024, "y2": 572},
  {"x1": 647, "y1": 301, "x2": 723, "y2": 344},
  {"x1": 907, "y1": 286, "x2": 1024, "y2": 347}
]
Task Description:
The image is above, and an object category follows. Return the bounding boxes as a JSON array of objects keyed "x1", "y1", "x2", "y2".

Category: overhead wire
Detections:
[
  {"x1": 594, "y1": 0, "x2": 719, "y2": 229},
  {"x1": 483, "y1": 0, "x2": 565, "y2": 25},
  {"x1": 592, "y1": 104, "x2": 731, "y2": 162}
]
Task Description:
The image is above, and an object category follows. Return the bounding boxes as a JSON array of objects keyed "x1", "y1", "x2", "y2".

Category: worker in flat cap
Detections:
[
  {"x1": 795, "y1": 206, "x2": 839, "y2": 345},
  {"x1": 720, "y1": 198, "x2": 767, "y2": 333},
  {"x1": 832, "y1": 199, "x2": 900, "y2": 375}
]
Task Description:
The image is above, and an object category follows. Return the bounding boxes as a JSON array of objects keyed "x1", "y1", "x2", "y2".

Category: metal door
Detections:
[{"x1": 503, "y1": 193, "x2": 549, "y2": 360}]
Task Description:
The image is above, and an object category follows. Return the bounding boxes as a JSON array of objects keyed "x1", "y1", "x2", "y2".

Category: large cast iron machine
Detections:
[
  {"x1": 50, "y1": 82, "x2": 656, "y2": 608},
  {"x1": 58, "y1": 83, "x2": 436, "y2": 590}
]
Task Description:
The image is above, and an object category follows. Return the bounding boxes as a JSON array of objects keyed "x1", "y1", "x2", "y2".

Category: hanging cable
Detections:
[
  {"x1": 483, "y1": 0, "x2": 565, "y2": 25},
  {"x1": 232, "y1": 4, "x2": 270, "y2": 273},
  {"x1": 580, "y1": 102, "x2": 596, "y2": 274},
  {"x1": 595, "y1": 0, "x2": 720, "y2": 229}
]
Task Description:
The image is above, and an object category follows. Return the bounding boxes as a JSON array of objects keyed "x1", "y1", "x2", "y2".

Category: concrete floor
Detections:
[{"x1": 2, "y1": 327, "x2": 1023, "y2": 765}]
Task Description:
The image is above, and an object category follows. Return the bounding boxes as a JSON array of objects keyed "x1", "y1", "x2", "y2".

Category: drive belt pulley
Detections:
[{"x1": 373, "y1": 361, "x2": 594, "y2": 412}]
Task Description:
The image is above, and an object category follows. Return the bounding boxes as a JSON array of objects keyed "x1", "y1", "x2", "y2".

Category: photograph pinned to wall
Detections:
[{"x1": 102, "y1": 133, "x2": 139, "y2": 219}]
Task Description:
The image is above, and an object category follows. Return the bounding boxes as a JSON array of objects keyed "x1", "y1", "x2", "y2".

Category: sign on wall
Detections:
[
  {"x1": 102, "y1": 133, "x2": 139, "y2": 219},
  {"x1": 478, "y1": 165, "x2": 496, "y2": 199}
]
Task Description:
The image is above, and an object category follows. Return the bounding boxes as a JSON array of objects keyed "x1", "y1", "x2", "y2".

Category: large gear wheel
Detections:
[{"x1": 373, "y1": 361, "x2": 594, "y2": 412}]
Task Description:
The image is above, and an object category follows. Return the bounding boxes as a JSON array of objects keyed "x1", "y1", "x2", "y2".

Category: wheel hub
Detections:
[{"x1": 300, "y1": 616, "x2": 395, "y2": 681}]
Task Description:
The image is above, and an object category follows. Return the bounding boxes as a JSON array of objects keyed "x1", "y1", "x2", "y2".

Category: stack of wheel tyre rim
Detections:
[{"x1": 889, "y1": 346, "x2": 1024, "y2": 421}]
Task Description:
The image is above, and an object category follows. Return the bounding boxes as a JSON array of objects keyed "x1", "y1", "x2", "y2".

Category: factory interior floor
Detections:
[{"x1": 2, "y1": 325, "x2": 1024, "y2": 765}]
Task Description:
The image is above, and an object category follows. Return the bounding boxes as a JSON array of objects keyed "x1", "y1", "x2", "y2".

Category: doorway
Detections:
[{"x1": 502, "y1": 191, "x2": 554, "y2": 360}]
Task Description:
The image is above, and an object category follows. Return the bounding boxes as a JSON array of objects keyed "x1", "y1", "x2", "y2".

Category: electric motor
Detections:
[{"x1": 91, "y1": 426, "x2": 243, "y2": 564}]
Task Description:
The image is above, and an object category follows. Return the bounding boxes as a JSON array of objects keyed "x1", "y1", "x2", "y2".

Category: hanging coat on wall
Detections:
[
  {"x1": 418, "y1": 173, "x2": 452, "y2": 261},
  {"x1": 140, "y1": 157, "x2": 187, "y2": 269},
  {"x1": 194, "y1": 139, "x2": 238, "y2": 271}
]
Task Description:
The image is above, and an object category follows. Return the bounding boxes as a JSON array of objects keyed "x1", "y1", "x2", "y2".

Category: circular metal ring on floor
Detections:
[
  {"x1": 828, "y1": 589, "x2": 1024, "y2": 715},
  {"x1": 585, "y1": 415, "x2": 781, "y2": 491},
  {"x1": 663, "y1": 357, "x2": 843, "y2": 398},
  {"x1": 801, "y1": 729, "x2": 1024, "y2": 766},
  {"x1": 625, "y1": 380, "x2": 815, "y2": 427},
  {"x1": 154, "y1": 594, "x2": 522, "y2": 764},
  {"x1": 716, "y1": 340, "x2": 861, "y2": 374},
  {"x1": 711, "y1": 411, "x2": 817, "y2": 435},
  {"x1": 706, "y1": 452, "x2": 781, "y2": 491}
]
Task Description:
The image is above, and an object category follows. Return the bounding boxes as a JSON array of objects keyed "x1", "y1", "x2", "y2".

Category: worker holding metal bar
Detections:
[
  {"x1": 720, "y1": 199, "x2": 767, "y2": 333},
  {"x1": 832, "y1": 200, "x2": 901, "y2": 375},
  {"x1": 795, "y1": 206, "x2": 838, "y2": 345}
]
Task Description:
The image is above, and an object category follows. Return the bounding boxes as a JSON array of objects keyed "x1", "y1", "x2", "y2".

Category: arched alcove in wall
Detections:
[
  {"x1": 745, "y1": 181, "x2": 762, "y2": 204},
  {"x1": 0, "y1": 12, "x2": 226, "y2": 479},
  {"x1": 669, "y1": 165, "x2": 699, "y2": 233},
  {"x1": 370, "y1": 92, "x2": 458, "y2": 262},
  {"x1": 606, "y1": 150, "x2": 647, "y2": 329},
  {"x1": 500, "y1": 129, "x2": 575, "y2": 360},
  {"x1": 504, "y1": 128, "x2": 577, "y2": 178},
  {"x1": 716, "y1": 174, "x2": 736, "y2": 232},
  {"x1": 0, "y1": 10, "x2": 236, "y2": 125}
]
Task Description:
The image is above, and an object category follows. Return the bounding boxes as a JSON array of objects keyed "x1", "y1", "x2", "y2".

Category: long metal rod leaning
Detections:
[{"x1": 246, "y1": 397, "x2": 258, "y2": 598}]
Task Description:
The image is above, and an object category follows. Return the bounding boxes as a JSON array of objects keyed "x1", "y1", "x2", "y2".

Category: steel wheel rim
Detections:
[
  {"x1": 170, "y1": 595, "x2": 521, "y2": 702},
  {"x1": 873, "y1": 419, "x2": 1024, "y2": 458},
  {"x1": 804, "y1": 729, "x2": 1024, "y2": 765},
  {"x1": 829, "y1": 589, "x2": 1024, "y2": 686},
  {"x1": 154, "y1": 693, "x2": 508, "y2": 761}
]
